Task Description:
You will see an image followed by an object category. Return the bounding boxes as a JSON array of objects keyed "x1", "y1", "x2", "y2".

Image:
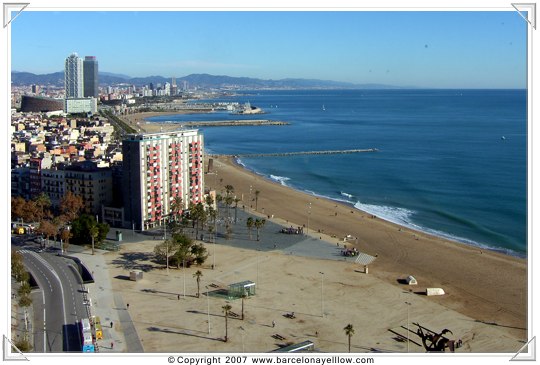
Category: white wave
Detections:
[
  {"x1": 270, "y1": 174, "x2": 291, "y2": 186},
  {"x1": 354, "y1": 201, "x2": 414, "y2": 226},
  {"x1": 235, "y1": 158, "x2": 246, "y2": 167},
  {"x1": 353, "y1": 201, "x2": 525, "y2": 258},
  {"x1": 340, "y1": 191, "x2": 354, "y2": 199}
]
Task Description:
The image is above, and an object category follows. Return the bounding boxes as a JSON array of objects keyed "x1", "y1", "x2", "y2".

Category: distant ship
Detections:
[{"x1": 232, "y1": 101, "x2": 265, "y2": 115}]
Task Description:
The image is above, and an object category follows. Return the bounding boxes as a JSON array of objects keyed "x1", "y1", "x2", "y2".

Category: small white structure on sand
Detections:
[
  {"x1": 130, "y1": 270, "x2": 143, "y2": 281},
  {"x1": 426, "y1": 288, "x2": 445, "y2": 296},
  {"x1": 406, "y1": 275, "x2": 418, "y2": 285}
]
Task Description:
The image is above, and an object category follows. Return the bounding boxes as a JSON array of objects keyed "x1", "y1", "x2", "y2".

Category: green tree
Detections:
[
  {"x1": 224, "y1": 196, "x2": 233, "y2": 219},
  {"x1": 89, "y1": 226, "x2": 99, "y2": 255},
  {"x1": 246, "y1": 217, "x2": 254, "y2": 240},
  {"x1": 344, "y1": 324, "x2": 355, "y2": 353},
  {"x1": 170, "y1": 196, "x2": 183, "y2": 222},
  {"x1": 11, "y1": 251, "x2": 29, "y2": 284},
  {"x1": 254, "y1": 218, "x2": 266, "y2": 241},
  {"x1": 18, "y1": 294, "x2": 32, "y2": 308},
  {"x1": 224, "y1": 184, "x2": 234, "y2": 197},
  {"x1": 154, "y1": 233, "x2": 208, "y2": 268},
  {"x1": 71, "y1": 214, "x2": 109, "y2": 247},
  {"x1": 222, "y1": 303, "x2": 232, "y2": 342},
  {"x1": 193, "y1": 270, "x2": 203, "y2": 298},
  {"x1": 17, "y1": 281, "x2": 31, "y2": 297}
]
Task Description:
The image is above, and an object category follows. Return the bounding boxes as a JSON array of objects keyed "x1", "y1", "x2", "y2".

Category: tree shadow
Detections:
[
  {"x1": 141, "y1": 288, "x2": 197, "y2": 298},
  {"x1": 111, "y1": 251, "x2": 160, "y2": 272},
  {"x1": 471, "y1": 319, "x2": 527, "y2": 331},
  {"x1": 147, "y1": 326, "x2": 222, "y2": 342}
]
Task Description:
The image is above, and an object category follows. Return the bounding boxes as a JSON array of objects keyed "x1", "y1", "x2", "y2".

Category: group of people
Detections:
[
  {"x1": 281, "y1": 226, "x2": 304, "y2": 235},
  {"x1": 341, "y1": 247, "x2": 359, "y2": 257}
]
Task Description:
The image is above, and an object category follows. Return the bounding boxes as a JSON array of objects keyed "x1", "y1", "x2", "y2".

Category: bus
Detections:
[{"x1": 79, "y1": 318, "x2": 95, "y2": 352}]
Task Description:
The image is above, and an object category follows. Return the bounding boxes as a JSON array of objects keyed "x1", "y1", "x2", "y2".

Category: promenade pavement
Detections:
[{"x1": 69, "y1": 248, "x2": 143, "y2": 353}]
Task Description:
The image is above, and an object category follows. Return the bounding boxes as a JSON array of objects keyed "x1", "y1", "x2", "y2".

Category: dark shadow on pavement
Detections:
[{"x1": 147, "y1": 326, "x2": 223, "y2": 342}]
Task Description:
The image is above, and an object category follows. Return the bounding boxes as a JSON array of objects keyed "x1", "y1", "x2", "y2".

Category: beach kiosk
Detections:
[
  {"x1": 130, "y1": 270, "x2": 143, "y2": 281},
  {"x1": 228, "y1": 280, "x2": 256, "y2": 299}
]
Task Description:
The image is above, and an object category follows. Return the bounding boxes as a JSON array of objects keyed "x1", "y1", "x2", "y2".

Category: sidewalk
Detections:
[{"x1": 70, "y1": 249, "x2": 143, "y2": 353}]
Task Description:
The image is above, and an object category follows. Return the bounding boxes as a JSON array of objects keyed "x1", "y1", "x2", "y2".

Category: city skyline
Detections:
[{"x1": 11, "y1": 10, "x2": 527, "y2": 89}]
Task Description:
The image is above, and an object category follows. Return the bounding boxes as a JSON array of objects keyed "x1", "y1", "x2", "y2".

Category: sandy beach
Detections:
[
  {"x1": 106, "y1": 112, "x2": 528, "y2": 353},
  {"x1": 206, "y1": 156, "x2": 527, "y2": 335}
]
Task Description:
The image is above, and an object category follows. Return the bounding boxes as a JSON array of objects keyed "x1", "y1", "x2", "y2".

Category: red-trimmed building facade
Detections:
[{"x1": 122, "y1": 130, "x2": 204, "y2": 230}]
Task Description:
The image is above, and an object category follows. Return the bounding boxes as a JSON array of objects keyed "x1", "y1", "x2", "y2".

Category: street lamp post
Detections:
[
  {"x1": 183, "y1": 259, "x2": 186, "y2": 299},
  {"x1": 307, "y1": 203, "x2": 312, "y2": 235},
  {"x1": 257, "y1": 249, "x2": 260, "y2": 289},
  {"x1": 206, "y1": 286, "x2": 211, "y2": 334},
  {"x1": 165, "y1": 218, "x2": 169, "y2": 275},
  {"x1": 213, "y1": 218, "x2": 216, "y2": 270},
  {"x1": 405, "y1": 301, "x2": 411, "y2": 352},
  {"x1": 319, "y1": 271, "x2": 324, "y2": 317}
]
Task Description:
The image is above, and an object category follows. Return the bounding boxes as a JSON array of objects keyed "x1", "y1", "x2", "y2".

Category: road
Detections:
[{"x1": 19, "y1": 249, "x2": 88, "y2": 353}]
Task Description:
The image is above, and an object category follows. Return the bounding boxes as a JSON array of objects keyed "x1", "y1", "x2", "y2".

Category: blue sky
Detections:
[{"x1": 11, "y1": 11, "x2": 527, "y2": 88}]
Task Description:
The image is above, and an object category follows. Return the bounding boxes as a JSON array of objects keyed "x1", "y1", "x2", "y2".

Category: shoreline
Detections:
[
  {"x1": 207, "y1": 155, "x2": 527, "y2": 337},
  {"x1": 120, "y1": 111, "x2": 527, "y2": 334},
  {"x1": 231, "y1": 156, "x2": 524, "y2": 258},
  {"x1": 125, "y1": 111, "x2": 525, "y2": 258}
]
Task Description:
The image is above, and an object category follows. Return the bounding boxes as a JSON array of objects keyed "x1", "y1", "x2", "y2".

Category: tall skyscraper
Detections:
[
  {"x1": 83, "y1": 56, "x2": 99, "y2": 98},
  {"x1": 122, "y1": 130, "x2": 205, "y2": 230},
  {"x1": 64, "y1": 53, "x2": 83, "y2": 99}
]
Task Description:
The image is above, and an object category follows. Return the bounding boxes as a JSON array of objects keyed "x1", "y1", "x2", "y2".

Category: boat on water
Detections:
[{"x1": 232, "y1": 101, "x2": 265, "y2": 115}]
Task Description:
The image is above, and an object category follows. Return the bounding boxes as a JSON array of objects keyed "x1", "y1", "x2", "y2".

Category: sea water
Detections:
[{"x1": 148, "y1": 89, "x2": 527, "y2": 257}]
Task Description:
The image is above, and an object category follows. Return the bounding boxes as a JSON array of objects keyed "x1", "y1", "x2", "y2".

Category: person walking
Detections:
[
  {"x1": 111, "y1": 341, "x2": 114, "y2": 349},
  {"x1": 110, "y1": 321, "x2": 113, "y2": 328},
  {"x1": 127, "y1": 303, "x2": 130, "y2": 310},
  {"x1": 272, "y1": 320, "x2": 275, "y2": 328}
]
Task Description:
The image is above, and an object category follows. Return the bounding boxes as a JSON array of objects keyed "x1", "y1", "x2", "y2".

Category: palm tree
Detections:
[
  {"x1": 170, "y1": 196, "x2": 183, "y2": 222},
  {"x1": 193, "y1": 270, "x2": 203, "y2": 298},
  {"x1": 254, "y1": 218, "x2": 266, "y2": 241},
  {"x1": 224, "y1": 196, "x2": 234, "y2": 218},
  {"x1": 344, "y1": 324, "x2": 355, "y2": 353},
  {"x1": 254, "y1": 190, "x2": 260, "y2": 211},
  {"x1": 224, "y1": 184, "x2": 234, "y2": 197},
  {"x1": 222, "y1": 303, "x2": 232, "y2": 342},
  {"x1": 89, "y1": 225, "x2": 99, "y2": 255},
  {"x1": 246, "y1": 217, "x2": 254, "y2": 240}
]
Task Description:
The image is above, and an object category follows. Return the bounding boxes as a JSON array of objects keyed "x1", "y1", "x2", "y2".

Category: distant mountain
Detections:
[
  {"x1": 11, "y1": 71, "x2": 404, "y2": 89},
  {"x1": 100, "y1": 71, "x2": 131, "y2": 79}
]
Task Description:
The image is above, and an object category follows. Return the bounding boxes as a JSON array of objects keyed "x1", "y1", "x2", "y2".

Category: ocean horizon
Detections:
[{"x1": 147, "y1": 89, "x2": 528, "y2": 258}]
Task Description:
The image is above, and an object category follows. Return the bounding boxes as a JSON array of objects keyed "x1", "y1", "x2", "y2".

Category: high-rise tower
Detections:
[
  {"x1": 64, "y1": 53, "x2": 83, "y2": 99},
  {"x1": 122, "y1": 130, "x2": 205, "y2": 231},
  {"x1": 83, "y1": 56, "x2": 99, "y2": 98}
]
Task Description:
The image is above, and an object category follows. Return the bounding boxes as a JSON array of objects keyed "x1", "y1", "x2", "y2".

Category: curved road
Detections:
[{"x1": 20, "y1": 249, "x2": 87, "y2": 353}]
